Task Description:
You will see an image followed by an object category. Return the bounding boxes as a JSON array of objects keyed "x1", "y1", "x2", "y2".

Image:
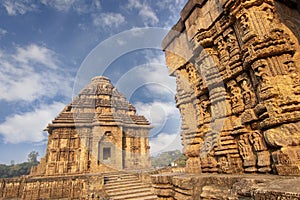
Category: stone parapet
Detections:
[
  {"x1": 0, "y1": 174, "x2": 105, "y2": 200},
  {"x1": 152, "y1": 173, "x2": 300, "y2": 199}
]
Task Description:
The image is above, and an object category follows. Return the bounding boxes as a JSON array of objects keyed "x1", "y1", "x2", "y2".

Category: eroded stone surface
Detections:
[{"x1": 152, "y1": 173, "x2": 300, "y2": 199}]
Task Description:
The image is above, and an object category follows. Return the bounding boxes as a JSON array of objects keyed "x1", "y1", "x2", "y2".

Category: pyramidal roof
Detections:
[{"x1": 47, "y1": 76, "x2": 151, "y2": 129}]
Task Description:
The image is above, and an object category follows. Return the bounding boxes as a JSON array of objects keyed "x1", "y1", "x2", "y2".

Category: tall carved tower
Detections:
[
  {"x1": 152, "y1": 1, "x2": 300, "y2": 199},
  {"x1": 162, "y1": 0, "x2": 300, "y2": 175},
  {"x1": 32, "y1": 76, "x2": 151, "y2": 176}
]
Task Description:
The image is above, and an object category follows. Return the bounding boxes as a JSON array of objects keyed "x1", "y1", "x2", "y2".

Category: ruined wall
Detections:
[
  {"x1": 0, "y1": 174, "x2": 104, "y2": 199},
  {"x1": 163, "y1": 0, "x2": 300, "y2": 176},
  {"x1": 152, "y1": 0, "x2": 300, "y2": 199}
]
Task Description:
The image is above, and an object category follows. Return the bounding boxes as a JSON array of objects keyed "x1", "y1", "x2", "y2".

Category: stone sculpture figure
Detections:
[
  {"x1": 227, "y1": 80, "x2": 244, "y2": 114},
  {"x1": 240, "y1": 78, "x2": 257, "y2": 109}
]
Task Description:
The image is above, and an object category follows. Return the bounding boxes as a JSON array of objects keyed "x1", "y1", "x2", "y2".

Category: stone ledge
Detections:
[{"x1": 152, "y1": 173, "x2": 300, "y2": 199}]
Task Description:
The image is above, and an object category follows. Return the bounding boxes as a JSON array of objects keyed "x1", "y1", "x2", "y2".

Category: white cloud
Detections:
[
  {"x1": 14, "y1": 44, "x2": 59, "y2": 69},
  {"x1": 150, "y1": 132, "x2": 182, "y2": 155},
  {"x1": 135, "y1": 101, "x2": 179, "y2": 128},
  {"x1": 93, "y1": 12, "x2": 125, "y2": 28},
  {"x1": 139, "y1": 6, "x2": 159, "y2": 25},
  {"x1": 127, "y1": 0, "x2": 142, "y2": 9},
  {"x1": 0, "y1": 44, "x2": 73, "y2": 102},
  {"x1": 2, "y1": 0, "x2": 37, "y2": 15},
  {"x1": 127, "y1": 0, "x2": 159, "y2": 25},
  {"x1": 0, "y1": 28, "x2": 7, "y2": 39},
  {"x1": 115, "y1": 54, "x2": 177, "y2": 100},
  {"x1": 75, "y1": 0, "x2": 101, "y2": 13},
  {"x1": 143, "y1": 54, "x2": 176, "y2": 94},
  {"x1": 41, "y1": 0, "x2": 76, "y2": 12},
  {"x1": 156, "y1": 0, "x2": 187, "y2": 12},
  {"x1": 156, "y1": 0, "x2": 187, "y2": 28},
  {"x1": 2, "y1": 0, "x2": 101, "y2": 15},
  {"x1": 0, "y1": 102, "x2": 65, "y2": 144},
  {"x1": 116, "y1": 38, "x2": 126, "y2": 46}
]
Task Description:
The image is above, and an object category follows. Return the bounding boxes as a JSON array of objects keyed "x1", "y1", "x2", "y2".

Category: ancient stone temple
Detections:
[
  {"x1": 152, "y1": 0, "x2": 300, "y2": 199},
  {"x1": 32, "y1": 76, "x2": 151, "y2": 175},
  {"x1": 0, "y1": 76, "x2": 154, "y2": 199}
]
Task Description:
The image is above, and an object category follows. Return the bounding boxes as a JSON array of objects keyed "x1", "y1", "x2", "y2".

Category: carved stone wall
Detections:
[
  {"x1": 153, "y1": 0, "x2": 300, "y2": 199},
  {"x1": 0, "y1": 175, "x2": 104, "y2": 199},
  {"x1": 163, "y1": 0, "x2": 300, "y2": 176}
]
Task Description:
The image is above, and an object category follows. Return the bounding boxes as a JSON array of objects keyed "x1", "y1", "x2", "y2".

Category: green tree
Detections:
[
  {"x1": 27, "y1": 151, "x2": 39, "y2": 163},
  {"x1": 175, "y1": 154, "x2": 187, "y2": 167},
  {"x1": 0, "y1": 151, "x2": 40, "y2": 178},
  {"x1": 151, "y1": 150, "x2": 183, "y2": 168}
]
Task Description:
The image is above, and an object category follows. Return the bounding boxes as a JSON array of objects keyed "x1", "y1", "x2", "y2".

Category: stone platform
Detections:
[
  {"x1": 152, "y1": 173, "x2": 300, "y2": 199},
  {"x1": 0, "y1": 170, "x2": 158, "y2": 199}
]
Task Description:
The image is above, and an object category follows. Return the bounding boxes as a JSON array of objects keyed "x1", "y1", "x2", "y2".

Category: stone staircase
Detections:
[{"x1": 103, "y1": 172, "x2": 157, "y2": 200}]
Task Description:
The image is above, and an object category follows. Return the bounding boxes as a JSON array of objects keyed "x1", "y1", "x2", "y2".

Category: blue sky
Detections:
[{"x1": 0, "y1": 0, "x2": 187, "y2": 164}]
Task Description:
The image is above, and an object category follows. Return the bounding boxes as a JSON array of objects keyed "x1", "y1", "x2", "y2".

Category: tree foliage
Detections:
[
  {"x1": 175, "y1": 154, "x2": 187, "y2": 167},
  {"x1": 0, "y1": 151, "x2": 39, "y2": 178},
  {"x1": 151, "y1": 150, "x2": 186, "y2": 168},
  {"x1": 27, "y1": 151, "x2": 39, "y2": 163}
]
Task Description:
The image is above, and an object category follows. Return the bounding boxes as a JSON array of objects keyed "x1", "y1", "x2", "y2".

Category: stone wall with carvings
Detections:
[
  {"x1": 163, "y1": 0, "x2": 300, "y2": 176},
  {"x1": 0, "y1": 174, "x2": 105, "y2": 199},
  {"x1": 153, "y1": 0, "x2": 300, "y2": 199}
]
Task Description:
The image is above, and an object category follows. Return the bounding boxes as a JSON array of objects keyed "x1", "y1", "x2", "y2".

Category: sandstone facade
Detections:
[{"x1": 152, "y1": 0, "x2": 300, "y2": 199}]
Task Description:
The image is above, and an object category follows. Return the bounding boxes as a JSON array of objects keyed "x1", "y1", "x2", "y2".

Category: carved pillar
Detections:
[{"x1": 174, "y1": 69, "x2": 201, "y2": 174}]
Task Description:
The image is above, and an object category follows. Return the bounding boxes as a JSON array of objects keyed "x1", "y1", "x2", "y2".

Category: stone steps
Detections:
[
  {"x1": 104, "y1": 172, "x2": 157, "y2": 200},
  {"x1": 109, "y1": 191, "x2": 156, "y2": 200},
  {"x1": 105, "y1": 179, "x2": 140, "y2": 186},
  {"x1": 108, "y1": 188, "x2": 151, "y2": 197},
  {"x1": 105, "y1": 175, "x2": 139, "y2": 181},
  {"x1": 105, "y1": 182, "x2": 142, "y2": 190},
  {"x1": 106, "y1": 184, "x2": 148, "y2": 193}
]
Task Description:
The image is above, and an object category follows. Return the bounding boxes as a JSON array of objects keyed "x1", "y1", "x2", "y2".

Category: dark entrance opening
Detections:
[{"x1": 103, "y1": 147, "x2": 111, "y2": 160}]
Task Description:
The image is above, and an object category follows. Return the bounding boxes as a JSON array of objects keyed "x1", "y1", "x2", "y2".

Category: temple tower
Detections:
[{"x1": 32, "y1": 76, "x2": 151, "y2": 176}]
